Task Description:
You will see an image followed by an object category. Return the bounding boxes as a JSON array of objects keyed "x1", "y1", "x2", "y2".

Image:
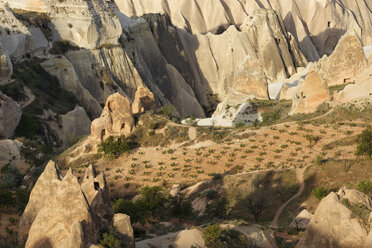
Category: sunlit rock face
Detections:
[
  {"x1": 296, "y1": 189, "x2": 372, "y2": 248},
  {"x1": 91, "y1": 92, "x2": 135, "y2": 143},
  {"x1": 6, "y1": 0, "x2": 122, "y2": 49},
  {"x1": 116, "y1": 0, "x2": 372, "y2": 61},
  {"x1": 18, "y1": 162, "x2": 117, "y2": 248},
  {"x1": 289, "y1": 71, "x2": 331, "y2": 115}
]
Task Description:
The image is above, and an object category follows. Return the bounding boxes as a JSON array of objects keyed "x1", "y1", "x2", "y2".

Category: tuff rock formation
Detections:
[
  {"x1": 321, "y1": 30, "x2": 368, "y2": 86},
  {"x1": 0, "y1": 42, "x2": 12, "y2": 84},
  {"x1": 197, "y1": 93, "x2": 261, "y2": 127},
  {"x1": 296, "y1": 189, "x2": 372, "y2": 248},
  {"x1": 0, "y1": 139, "x2": 22, "y2": 166},
  {"x1": 336, "y1": 63, "x2": 372, "y2": 103},
  {"x1": 113, "y1": 214, "x2": 135, "y2": 248},
  {"x1": 172, "y1": 229, "x2": 205, "y2": 248},
  {"x1": 18, "y1": 161, "x2": 124, "y2": 248},
  {"x1": 6, "y1": 0, "x2": 122, "y2": 50},
  {"x1": 290, "y1": 71, "x2": 331, "y2": 115},
  {"x1": 0, "y1": 3, "x2": 49, "y2": 58},
  {"x1": 132, "y1": 86, "x2": 156, "y2": 114},
  {"x1": 91, "y1": 93, "x2": 134, "y2": 142},
  {"x1": 53, "y1": 106, "x2": 91, "y2": 148},
  {"x1": 117, "y1": 0, "x2": 372, "y2": 61},
  {"x1": 0, "y1": 91, "x2": 22, "y2": 139},
  {"x1": 41, "y1": 57, "x2": 103, "y2": 118},
  {"x1": 289, "y1": 209, "x2": 313, "y2": 230}
]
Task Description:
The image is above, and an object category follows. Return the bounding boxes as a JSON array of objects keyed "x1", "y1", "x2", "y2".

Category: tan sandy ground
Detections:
[{"x1": 79, "y1": 120, "x2": 365, "y2": 198}]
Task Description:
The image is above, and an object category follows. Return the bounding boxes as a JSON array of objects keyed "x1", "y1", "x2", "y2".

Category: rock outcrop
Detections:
[
  {"x1": 0, "y1": 91, "x2": 22, "y2": 139},
  {"x1": 322, "y1": 30, "x2": 368, "y2": 86},
  {"x1": 117, "y1": 0, "x2": 372, "y2": 61},
  {"x1": 197, "y1": 93, "x2": 261, "y2": 127},
  {"x1": 0, "y1": 42, "x2": 12, "y2": 85},
  {"x1": 113, "y1": 214, "x2": 134, "y2": 248},
  {"x1": 41, "y1": 57, "x2": 103, "y2": 118},
  {"x1": 132, "y1": 86, "x2": 156, "y2": 114},
  {"x1": 296, "y1": 190, "x2": 371, "y2": 248},
  {"x1": 0, "y1": 139, "x2": 22, "y2": 166},
  {"x1": 290, "y1": 71, "x2": 331, "y2": 115},
  {"x1": 6, "y1": 0, "x2": 122, "y2": 50},
  {"x1": 337, "y1": 186, "x2": 372, "y2": 210},
  {"x1": 18, "y1": 161, "x2": 118, "y2": 248},
  {"x1": 91, "y1": 93, "x2": 134, "y2": 142},
  {"x1": 336, "y1": 63, "x2": 372, "y2": 103},
  {"x1": 289, "y1": 209, "x2": 313, "y2": 230},
  {"x1": 173, "y1": 228, "x2": 205, "y2": 248},
  {"x1": 0, "y1": 3, "x2": 49, "y2": 57},
  {"x1": 52, "y1": 106, "x2": 91, "y2": 148}
]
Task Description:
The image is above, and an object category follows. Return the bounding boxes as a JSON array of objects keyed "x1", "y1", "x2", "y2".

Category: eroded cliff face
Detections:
[
  {"x1": 0, "y1": 0, "x2": 371, "y2": 139},
  {"x1": 117, "y1": 0, "x2": 372, "y2": 61}
]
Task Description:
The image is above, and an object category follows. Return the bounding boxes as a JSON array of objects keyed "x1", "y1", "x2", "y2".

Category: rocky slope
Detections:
[{"x1": 0, "y1": 0, "x2": 371, "y2": 135}]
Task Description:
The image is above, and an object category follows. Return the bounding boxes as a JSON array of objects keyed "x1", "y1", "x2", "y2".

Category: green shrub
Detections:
[
  {"x1": 170, "y1": 195, "x2": 193, "y2": 221},
  {"x1": 341, "y1": 199, "x2": 371, "y2": 228},
  {"x1": 0, "y1": 184, "x2": 13, "y2": 208},
  {"x1": 15, "y1": 187, "x2": 31, "y2": 213},
  {"x1": 113, "y1": 198, "x2": 147, "y2": 225},
  {"x1": 202, "y1": 225, "x2": 223, "y2": 248},
  {"x1": 234, "y1": 122, "x2": 245, "y2": 129},
  {"x1": 49, "y1": 40, "x2": 79, "y2": 55},
  {"x1": 158, "y1": 104, "x2": 176, "y2": 118},
  {"x1": 304, "y1": 134, "x2": 321, "y2": 147},
  {"x1": 356, "y1": 180, "x2": 372, "y2": 195},
  {"x1": 261, "y1": 110, "x2": 281, "y2": 125},
  {"x1": 312, "y1": 187, "x2": 328, "y2": 200},
  {"x1": 98, "y1": 136, "x2": 133, "y2": 160},
  {"x1": 355, "y1": 127, "x2": 372, "y2": 158},
  {"x1": 140, "y1": 186, "x2": 167, "y2": 217},
  {"x1": 99, "y1": 233, "x2": 121, "y2": 248},
  {"x1": 14, "y1": 113, "x2": 40, "y2": 139}
]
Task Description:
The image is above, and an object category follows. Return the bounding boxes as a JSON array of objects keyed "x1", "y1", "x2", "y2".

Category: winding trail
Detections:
[{"x1": 270, "y1": 166, "x2": 308, "y2": 229}]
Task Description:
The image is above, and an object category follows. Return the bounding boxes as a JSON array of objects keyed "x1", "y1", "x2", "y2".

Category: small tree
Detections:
[
  {"x1": 356, "y1": 180, "x2": 372, "y2": 195},
  {"x1": 312, "y1": 187, "x2": 328, "y2": 200},
  {"x1": 113, "y1": 198, "x2": 148, "y2": 225},
  {"x1": 245, "y1": 193, "x2": 271, "y2": 222},
  {"x1": 303, "y1": 134, "x2": 321, "y2": 147},
  {"x1": 202, "y1": 225, "x2": 223, "y2": 248},
  {"x1": 0, "y1": 184, "x2": 13, "y2": 208},
  {"x1": 355, "y1": 127, "x2": 372, "y2": 158},
  {"x1": 99, "y1": 233, "x2": 121, "y2": 248},
  {"x1": 170, "y1": 194, "x2": 193, "y2": 221},
  {"x1": 140, "y1": 186, "x2": 167, "y2": 217},
  {"x1": 98, "y1": 135, "x2": 133, "y2": 160}
]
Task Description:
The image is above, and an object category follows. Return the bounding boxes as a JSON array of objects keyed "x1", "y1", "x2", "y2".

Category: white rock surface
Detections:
[
  {"x1": 289, "y1": 209, "x2": 313, "y2": 230},
  {"x1": 0, "y1": 42, "x2": 12, "y2": 85},
  {"x1": 0, "y1": 91, "x2": 22, "y2": 139},
  {"x1": 117, "y1": 0, "x2": 372, "y2": 61},
  {"x1": 57, "y1": 106, "x2": 91, "y2": 147}
]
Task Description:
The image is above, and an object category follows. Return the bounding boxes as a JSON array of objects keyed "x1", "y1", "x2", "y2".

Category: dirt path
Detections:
[
  {"x1": 21, "y1": 87, "x2": 36, "y2": 108},
  {"x1": 269, "y1": 166, "x2": 308, "y2": 229}
]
